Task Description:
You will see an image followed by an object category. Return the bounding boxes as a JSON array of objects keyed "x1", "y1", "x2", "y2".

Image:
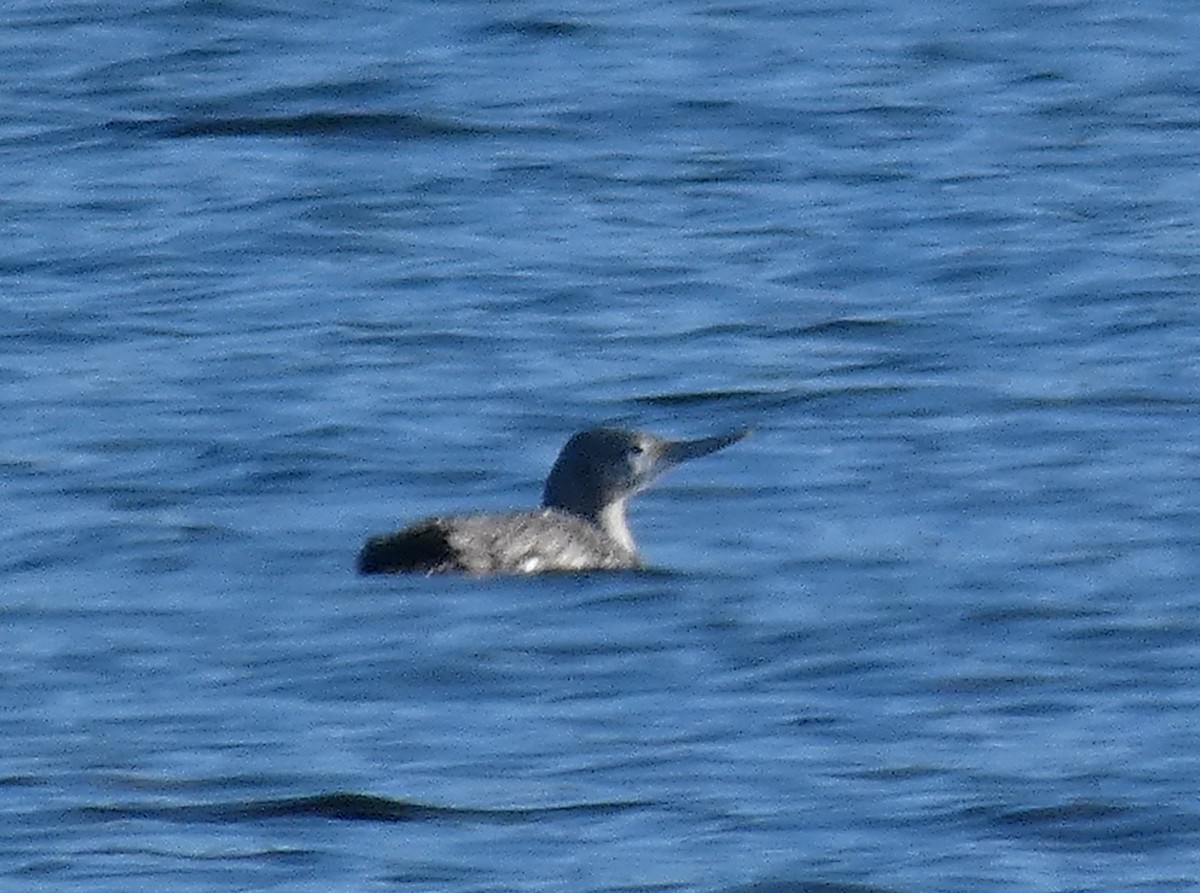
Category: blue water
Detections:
[{"x1": 3, "y1": 1, "x2": 1200, "y2": 890}]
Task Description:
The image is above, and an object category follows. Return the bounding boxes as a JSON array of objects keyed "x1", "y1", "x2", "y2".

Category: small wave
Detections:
[
  {"x1": 724, "y1": 880, "x2": 904, "y2": 893},
  {"x1": 636, "y1": 387, "x2": 791, "y2": 409},
  {"x1": 955, "y1": 797, "x2": 1200, "y2": 850}
]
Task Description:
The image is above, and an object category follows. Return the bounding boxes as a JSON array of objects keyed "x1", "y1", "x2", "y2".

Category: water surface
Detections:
[{"x1": 3, "y1": 1, "x2": 1199, "y2": 891}]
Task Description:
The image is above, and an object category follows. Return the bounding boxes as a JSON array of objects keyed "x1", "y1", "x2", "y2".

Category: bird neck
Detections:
[
  {"x1": 596, "y1": 500, "x2": 636, "y2": 555},
  {"x1": 544, "y1": 484, "x2": 637, "y2": 556}
]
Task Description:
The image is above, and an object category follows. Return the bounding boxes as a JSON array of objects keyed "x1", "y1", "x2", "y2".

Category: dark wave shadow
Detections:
[
  {"x1": 107, "y1": 112, "x2": 525, "y2": 141},
  {"x1": 80, "y1": 791, "x2": 650, "y2": 825}
]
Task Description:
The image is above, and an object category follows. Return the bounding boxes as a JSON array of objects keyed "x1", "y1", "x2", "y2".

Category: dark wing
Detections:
[{"x1": 357, "y1": 518, "x2": 462, "y2": 574}]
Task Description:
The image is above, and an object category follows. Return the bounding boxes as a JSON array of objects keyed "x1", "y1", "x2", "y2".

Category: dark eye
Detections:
[{"x1": 627, "y1": 442, "x2": 646, "y2": 458}]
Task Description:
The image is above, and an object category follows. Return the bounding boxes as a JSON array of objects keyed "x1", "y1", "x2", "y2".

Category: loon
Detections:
[{"x1": 357, "y1": 427, "x2": 748, "y2": 575}]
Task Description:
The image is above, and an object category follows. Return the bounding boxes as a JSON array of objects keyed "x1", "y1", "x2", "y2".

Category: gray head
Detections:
[{"x1": 542, "y1": 427, "x2": 748, "y2": 554}]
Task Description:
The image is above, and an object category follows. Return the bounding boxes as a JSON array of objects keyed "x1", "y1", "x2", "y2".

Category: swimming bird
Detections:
[{"x1": 357, "y1": 427, "x2": 748, "y2": 575}]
